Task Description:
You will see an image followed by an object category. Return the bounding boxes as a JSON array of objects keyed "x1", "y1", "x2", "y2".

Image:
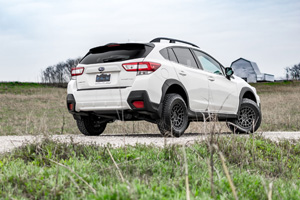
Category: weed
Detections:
[{"x1": 1, "y1": 136, "x2": 300, "y2": 199}]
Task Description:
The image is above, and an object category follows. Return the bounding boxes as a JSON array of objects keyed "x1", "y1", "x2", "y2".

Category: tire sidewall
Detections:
[
  {"x1": 161, "y1": 94, "x2": 188, "y2": 137},
  {"x1": 230, "y1": 99, "x2": 261, "y2": 133},
  {"x1": 77, "y1": 116, "x2": 107, "y2": 136}
]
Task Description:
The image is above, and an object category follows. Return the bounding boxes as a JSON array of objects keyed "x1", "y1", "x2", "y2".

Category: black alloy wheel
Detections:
[
  {"x1": 237, "y1": 106, "x2": 256, "y2": 129},
  {"x1": 157, "y1": 93, "x2": 189, "y2": 137},
  {"x1": 171, "y1": 103, "x2": 185, "y2": 129},
  {"x1": 227, "y1": 98, "x2": 261, "y2": 134}
]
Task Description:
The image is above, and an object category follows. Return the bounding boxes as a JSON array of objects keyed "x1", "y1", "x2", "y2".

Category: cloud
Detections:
[{"x1": 0, "y1": 0, "x2": 300, "y2": 81}]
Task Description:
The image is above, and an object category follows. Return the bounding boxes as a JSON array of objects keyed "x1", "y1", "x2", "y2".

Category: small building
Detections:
[{"x1": 230, "y1": 58, "x2": 274, "y2": 83}]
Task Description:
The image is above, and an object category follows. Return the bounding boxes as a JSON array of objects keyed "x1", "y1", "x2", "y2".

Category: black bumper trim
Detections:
[
  {"x1": 66, "y1": 94, "x2": 76, "y2": 113},
  {"x1": 127, "y1": 90, "x2": 159, "y2": 115}
]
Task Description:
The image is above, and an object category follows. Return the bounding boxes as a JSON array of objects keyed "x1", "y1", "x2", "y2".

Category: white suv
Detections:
[{"x1": 67, "y1": 37, "x2": 261, "y2": 137}]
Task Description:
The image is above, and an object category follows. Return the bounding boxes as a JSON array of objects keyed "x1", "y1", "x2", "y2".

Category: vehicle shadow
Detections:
[{"x1": 101, "y1": 132, "x2": 233, "y2": 138}]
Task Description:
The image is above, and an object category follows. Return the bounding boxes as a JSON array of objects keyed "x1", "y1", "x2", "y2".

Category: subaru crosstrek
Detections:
[{"x1": 67, "y1": 37, "x2": 262, "y2": 137}]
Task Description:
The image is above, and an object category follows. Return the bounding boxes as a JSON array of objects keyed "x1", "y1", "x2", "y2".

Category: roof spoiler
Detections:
[{"x1": 150, "y1": 37, "x2": 199, "y2": 48}]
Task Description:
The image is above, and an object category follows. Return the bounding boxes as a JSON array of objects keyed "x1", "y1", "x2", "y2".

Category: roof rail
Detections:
[{"x1": 150, "y1": 37, "x2": 199, "y2": 48}]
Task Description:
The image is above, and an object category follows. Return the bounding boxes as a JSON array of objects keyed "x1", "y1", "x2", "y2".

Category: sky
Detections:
[{"x1": 0, "y1": 0, "x2": 299, "y2": 82}]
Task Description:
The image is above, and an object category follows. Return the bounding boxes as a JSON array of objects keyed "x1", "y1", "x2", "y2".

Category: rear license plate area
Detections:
[{"x1": 96, "y1": 73, "x2": 111, "y2": 82}]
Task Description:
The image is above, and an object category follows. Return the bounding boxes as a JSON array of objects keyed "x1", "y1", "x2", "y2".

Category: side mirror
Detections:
[{"x1": 225, "y1": 67, "x2": 234, "y2": 79}]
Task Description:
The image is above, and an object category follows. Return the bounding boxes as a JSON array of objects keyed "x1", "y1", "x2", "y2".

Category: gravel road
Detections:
[{"x1": 1, "y1": 132, "x2": 300, "y2": 154}]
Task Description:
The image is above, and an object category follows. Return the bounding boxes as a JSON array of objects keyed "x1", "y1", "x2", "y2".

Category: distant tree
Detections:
[
  {"x1": 285, "y1": 67, "x2": 290, "y2": 80},
  {"x1": 41, "y1": 57, "x2": 81, "y2": 84},
  {"x1": 285, "y1": 63, "x2": 300, "y2": 80}
]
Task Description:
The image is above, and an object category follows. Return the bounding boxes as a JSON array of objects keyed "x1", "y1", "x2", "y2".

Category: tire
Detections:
[
  {"x1": 227, "y1": 98, "x2": 262, "y2": 134},
  {"x1": 76, "y1": 115, "x2": 107, "y2": 136},
  {"x1": 157, "y1": 94, "x2": 189, "y2": 137}
]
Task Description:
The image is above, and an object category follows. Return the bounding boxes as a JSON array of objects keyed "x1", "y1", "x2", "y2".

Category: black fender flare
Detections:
[
  {"x1": 158, "y1": 79, "x2": 189, "y2": 118},
  {"x1": 238, "y1": 87, "x2": 258, "y2": 113}
]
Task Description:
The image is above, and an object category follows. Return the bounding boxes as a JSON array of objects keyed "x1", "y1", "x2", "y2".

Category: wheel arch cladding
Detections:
[
  {"x1": 159, "y1": 79, "x2": 189, "y2": 115},
  {"x1": 238, "y1": 87, "x2": 258, "y2": 113},
  {"x1": 242, "y1": 90, "x2": 257, "y2": 103}
]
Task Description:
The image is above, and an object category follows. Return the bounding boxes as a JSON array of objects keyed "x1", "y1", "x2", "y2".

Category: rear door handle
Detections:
[
  {"x1": 179, "y1": 71, "x2": 187, "y2": 76},
  {"x1": 208, "y1": 76, "x2": 215, "y2": 81}
]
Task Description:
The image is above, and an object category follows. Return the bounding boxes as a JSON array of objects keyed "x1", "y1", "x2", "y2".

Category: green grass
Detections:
[
  {"x1": 0, "y1": 136, "x2": 300, "y2": 199},
  {"x1": 1, "y1": 82, "x2": 300, "y2": 199},
  {"x1": 251, "y1": 80, "x2": 294, "y2": 87},
  {"x1": 0, "y1": 82, "x2": 45, "y2": 88},
  {"x1": 0, "y1": 82, "x2": 49, "y2": 94}
]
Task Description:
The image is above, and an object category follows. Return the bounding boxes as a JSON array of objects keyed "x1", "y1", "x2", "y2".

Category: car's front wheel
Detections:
[
  {"x1": 227, "y1": 98, "x2": 261, "y2": 133},
  {"x1": 76, "y1": 115, "x2": 107, "y2": 136},
  {"x1": 157, "y1": 93, "x2": 189, "y2": 137}
]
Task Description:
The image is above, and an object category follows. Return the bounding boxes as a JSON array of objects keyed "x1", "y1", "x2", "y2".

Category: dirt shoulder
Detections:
[{"x1": 1, "y1": 132, "x2": 300, "y2": 154}]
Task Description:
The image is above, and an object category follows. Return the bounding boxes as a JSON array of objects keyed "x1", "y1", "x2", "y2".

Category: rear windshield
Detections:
[{"x1": 80, "y1": 43, "x2": 154, "y2": 64}]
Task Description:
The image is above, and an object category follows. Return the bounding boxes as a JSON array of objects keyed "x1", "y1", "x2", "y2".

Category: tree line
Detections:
[
  {"x1": 285, "y1": 63, "x2": 300, "y2": 80},
  {"x1": 41, "y1": 58, "x2": 300, "y2": 84},
  {"x1": 41, "y1": 57, "x2": 81, "y2": 84}
]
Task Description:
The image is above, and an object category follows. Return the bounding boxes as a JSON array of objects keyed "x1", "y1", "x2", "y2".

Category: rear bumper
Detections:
[
  {"x1": 67, "y1": 80, "x2": 132, "y2": 112},
  {"x1": 76, "y1": 87, "x2": 132, "y2": 111},
  {"x1": 67, "y1": 88, "x2": 160, "y2": 122}
]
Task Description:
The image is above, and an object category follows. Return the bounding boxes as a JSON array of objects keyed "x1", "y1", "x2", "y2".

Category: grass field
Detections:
[
  {"x1": 0, "y1": 81, "x2": 300, "y2": 136},
  {"x1": 252, "y1": 81, "x2": 300, "y2": 131},
  {"x1": 1, "y1": 82, "x2": 300, "y2": 199},
  {"x1": 1, "y1": 136, "x2": 300, "y2": 199}
]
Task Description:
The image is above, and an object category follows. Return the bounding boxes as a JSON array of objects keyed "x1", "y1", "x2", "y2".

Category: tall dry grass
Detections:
[
  {"x1": 0, "y1": 88, "x2": 77, "y2": 135},
  {"x1": 255, "y1": 81, "x2": 300, "y2": 131},
  {"x1": 0, "y1": 87, "x2": 158, "y2": 135},
  {"x1": 0, "y1": 81, "x2": 299, "y2": 135}
]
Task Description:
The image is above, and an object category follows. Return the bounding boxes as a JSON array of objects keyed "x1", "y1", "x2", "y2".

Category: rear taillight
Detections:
[
  {"x1": 71, "y1": 67, "x2": 84, "y2": 76},
  {"x1": 122, "y1": 62, "x2": 161, "y2": 75}
]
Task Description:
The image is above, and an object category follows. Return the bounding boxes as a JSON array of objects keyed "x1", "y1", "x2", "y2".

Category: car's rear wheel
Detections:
[
  {"x1": 76, "y1": 115, "x2": 107, "y2": 136},
  {"x1": 157, "y1": 94, "x2": 189, "y2": 137},
  {"x1": 227, "y1": 98, "x2": 261, "y2": 133}
]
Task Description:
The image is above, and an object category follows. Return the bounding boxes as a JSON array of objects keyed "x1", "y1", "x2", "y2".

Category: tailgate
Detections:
[
  {"x1": 76, "y1": 60, "x2": 142, "y2": 90},
  {"x1": 75, "y1": 43, "x2": 154, "y2": 90}
]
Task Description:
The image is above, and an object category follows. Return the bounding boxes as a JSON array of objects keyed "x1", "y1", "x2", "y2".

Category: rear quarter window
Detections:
[
  {"x1": 159, "y1": 48, "x2": 169, "y2": 59},
  {"x1": 168, "y1": 48, "x2": 179, "y2": 63},
  {"x1": 159, "y1": 48, "x2": 179, "y2": 63}
]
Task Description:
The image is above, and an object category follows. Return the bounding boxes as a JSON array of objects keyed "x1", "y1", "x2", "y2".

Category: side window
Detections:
[
  {"x1": 168, "y1": 48, "x2": 178, "y2": 63},
  {"x1": 172, "y1": 48, "x2": 198, "y2": 69},
  {"x1": 159, "y1": 48, "x2": 169, "y2": 60},
  {"x1": 193, "y1": 50, "x2": 223, "y2": 75}
]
